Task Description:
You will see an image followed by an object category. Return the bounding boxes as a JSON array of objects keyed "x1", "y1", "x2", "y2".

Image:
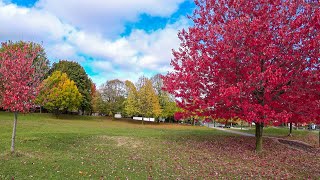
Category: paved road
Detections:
[{"x1": 207, "y1": 125, "x2": 255, "y2": 137}]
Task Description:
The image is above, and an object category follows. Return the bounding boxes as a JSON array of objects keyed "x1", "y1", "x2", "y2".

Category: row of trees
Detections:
[
  {"x1": 164, "y1": 0, "x2": 319, "y2": 152},
  {"x1": 0, "y1": 41, "x2": 95, "y2": 153},
  {"x1": 0, "y1": 41, "x2": 178, "y2": 153},
  {"x1": 92, "y1": 75, "x2": 178, "y2": 120},
  {"x1": 0, "y1": 41, "x2": 94, "y2": 115},
  {"x1": 0, "y1": 41, "x2": 175, "y2": 154}
]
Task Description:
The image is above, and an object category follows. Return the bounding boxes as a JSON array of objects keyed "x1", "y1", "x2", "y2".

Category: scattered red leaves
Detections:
[{"x1": 157, "y1": 136, "x2": 320, "y2": 179}]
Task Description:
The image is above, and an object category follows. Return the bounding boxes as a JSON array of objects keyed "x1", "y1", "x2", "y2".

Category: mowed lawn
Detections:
[{"x1": 0, "y1": 112, "x2": 319, "y2": 179}]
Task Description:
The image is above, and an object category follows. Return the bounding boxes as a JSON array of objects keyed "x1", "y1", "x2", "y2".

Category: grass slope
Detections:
[{"x1": 0, "y1": 112, "x2": 319, "y2": 179}]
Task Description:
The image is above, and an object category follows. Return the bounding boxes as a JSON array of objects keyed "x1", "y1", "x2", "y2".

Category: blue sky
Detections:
[{"x1": 0, "y1": 0, "x2": 195, "y2": 86}]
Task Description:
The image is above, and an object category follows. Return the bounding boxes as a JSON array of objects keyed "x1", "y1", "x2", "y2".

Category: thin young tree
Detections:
[{"x1": 0, "y1": 41, "x2": 46, "y2": 153}]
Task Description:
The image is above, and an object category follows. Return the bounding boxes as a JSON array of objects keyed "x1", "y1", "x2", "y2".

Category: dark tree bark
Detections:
[
  {"x1": 255, "y1": 123, "x2": 264, "y2": 152},
  {"x1": 288, "y1": 122, "x2": 293, "y2": 136}
]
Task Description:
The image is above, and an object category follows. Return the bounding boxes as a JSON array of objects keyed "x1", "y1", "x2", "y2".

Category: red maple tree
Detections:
[
  {"x1": 163, "y1": 0, "x2": 320, "y2": 151},
  {"x1": 0, "y1": 41, "x2": 45, "y2": 153}
]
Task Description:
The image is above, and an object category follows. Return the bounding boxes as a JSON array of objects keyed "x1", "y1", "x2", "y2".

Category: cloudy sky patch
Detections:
[{"x1": 0, "y1": 0, "x2": 195, "y2": 86}]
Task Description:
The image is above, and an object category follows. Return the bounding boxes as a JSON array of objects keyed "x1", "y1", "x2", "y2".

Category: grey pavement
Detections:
[{"x1": 207, "y1": 125, "x2": 255, "y2": 137}]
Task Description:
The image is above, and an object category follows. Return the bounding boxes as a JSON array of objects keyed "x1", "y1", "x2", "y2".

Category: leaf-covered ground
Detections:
[
  {"x1": 234, "y1": 127, "x2": 319, "y2": 147},
  {"x1": 0, "y1": 112, "x2": 319, "y2": 179}
]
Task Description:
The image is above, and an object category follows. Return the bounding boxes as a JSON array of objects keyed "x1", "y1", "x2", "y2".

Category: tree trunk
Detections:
[
  {"x1": 214, "y1": 120, "x2": 216, "y2": 127},
  {"x1": 11, "y1": 112, "x2": 18, "y2": 153},
  {"x1": 288, "y1": 122, "x2": 293, "y2": 136},
  {"x1": 81, "y1": 107, "x2": 85, "y2": 116},
  {"x1": 40, "y1": 106, "x2": 42, "y2": 114},
  {"x1": 255, "y1": 122, "x2": 264, "y2": 152},
  {"x1": 54, "y1": 108, "x2": 60, "y2": 116},
  {"x1": 318, "y1": 129, "x2": 320, "y2": 148}
]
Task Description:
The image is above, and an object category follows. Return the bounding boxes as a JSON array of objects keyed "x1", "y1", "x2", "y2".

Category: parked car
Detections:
[
  {"x1": 216, "y1": 123, "x2": 225, "y2": 128},
  {"x1": 307, "y1": 124, "x2": 317, "y2": 130}
]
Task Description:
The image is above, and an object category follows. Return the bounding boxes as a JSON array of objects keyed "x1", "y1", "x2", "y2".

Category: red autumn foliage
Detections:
[
  {"x1": 174, "y1": 112, "x2": 185, "y2": 121},
  {"x1": 0, "y1": 42, "x2": 43, "y2": 112},
  {"x1": 163, "y1": 0, "x2": 320, "y2": 149},
  {"x1": 164, "y1": 0, "x2": 319, "y2": 126}
]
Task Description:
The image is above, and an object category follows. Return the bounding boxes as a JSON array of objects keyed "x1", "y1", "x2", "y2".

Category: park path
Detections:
[
  {"x1": 207, "y1": 125, "x2": 320, "y2": 153},
  {"x1": 209, "y1": 126, "x2": 255, "y2": 137}
]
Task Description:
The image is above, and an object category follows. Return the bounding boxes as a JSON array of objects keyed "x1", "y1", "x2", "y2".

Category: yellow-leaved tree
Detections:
[
  {"x1": 124, "y1": 80, "x2": 139, "y2": 117},
  {"x1": 36, "y1": 71, "x2": 82, "y2": 114},
  {"x1": 138, "y1": 78, "x2": 161, "y2": 118}
]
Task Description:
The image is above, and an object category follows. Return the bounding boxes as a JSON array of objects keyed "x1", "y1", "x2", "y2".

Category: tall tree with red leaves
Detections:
[
  {"x1": 163, "y1": 0, "x2": 320, "y2": 151},
  {"x1": 0, "y1": 41, "x2": 46, "y2": 153}
]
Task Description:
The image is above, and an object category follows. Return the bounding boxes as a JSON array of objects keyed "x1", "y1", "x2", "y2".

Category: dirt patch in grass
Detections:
[
  {"x1": 0, "y1": 151, "x2": 43, "y2": 160},
  {"x1": 96, "y1": 136, "x2": 143, "y2": 148}
]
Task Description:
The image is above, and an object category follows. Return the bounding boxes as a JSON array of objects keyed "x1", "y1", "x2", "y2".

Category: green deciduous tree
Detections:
[
  {"x1": 100, "y1": 79, "x2": 126, "y2": 116},
  {"x1": 160, "y1": 94, "x2": 178, "y2": 119},
  {"x1": 37, "y1": 71, "x2": 82, "y2": 114},
  {"x1": 48, "y1": 60, "x2": 92, "y2": 114},
  {"x1": 91, "y1": 91, "x2": 105, "y2": 115}
]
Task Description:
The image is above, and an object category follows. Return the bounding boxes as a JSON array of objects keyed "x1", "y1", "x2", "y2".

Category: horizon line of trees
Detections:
[
  {"x1": 92, "y1": 75, "x2": 178, "y2": 121},
  {"x1": 0, "y1": 41, "x2": 178, "y2": 119}
]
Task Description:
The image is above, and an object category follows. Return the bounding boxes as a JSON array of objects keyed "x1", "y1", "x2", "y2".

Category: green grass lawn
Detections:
[{"x1": 0, "y1": 112, "x2": 319, "y2": 179}]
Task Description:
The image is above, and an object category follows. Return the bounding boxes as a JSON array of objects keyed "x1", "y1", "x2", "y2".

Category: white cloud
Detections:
[
  {"x1": 92, "y1": 60, "x2": 114, "y2": 72},
  {"x1": 67, "y1": 32, "x2": 138, "y2": 67},
  {"x1": 47, "y1": 43, "x2": 76, "y2": 60},
  {"x1": 36, "y1": 0, "x2": 185, "y2": 37},
  {"x1": 0, "y1": 0, "x2": 192, "y2": 86},
  {"x1": 67, "y1": 16, "x2": 189, "y2": 73},
  {"x1": 0, "y1": 2, "x2": 72, "y2": 43}
]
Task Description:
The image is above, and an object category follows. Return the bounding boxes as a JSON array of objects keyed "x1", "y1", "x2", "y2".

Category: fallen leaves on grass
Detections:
[{"x1": 156, "y1": 136, "x2": 320, "y2": 179}]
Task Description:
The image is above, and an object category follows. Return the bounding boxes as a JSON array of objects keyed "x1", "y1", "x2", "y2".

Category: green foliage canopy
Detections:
[
  {"x1": 37, "y1": 71, "x2": 82, "y2": 113},
  {"x1": 48, "y1": 60, "x2": 92, "y2": 113}
]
